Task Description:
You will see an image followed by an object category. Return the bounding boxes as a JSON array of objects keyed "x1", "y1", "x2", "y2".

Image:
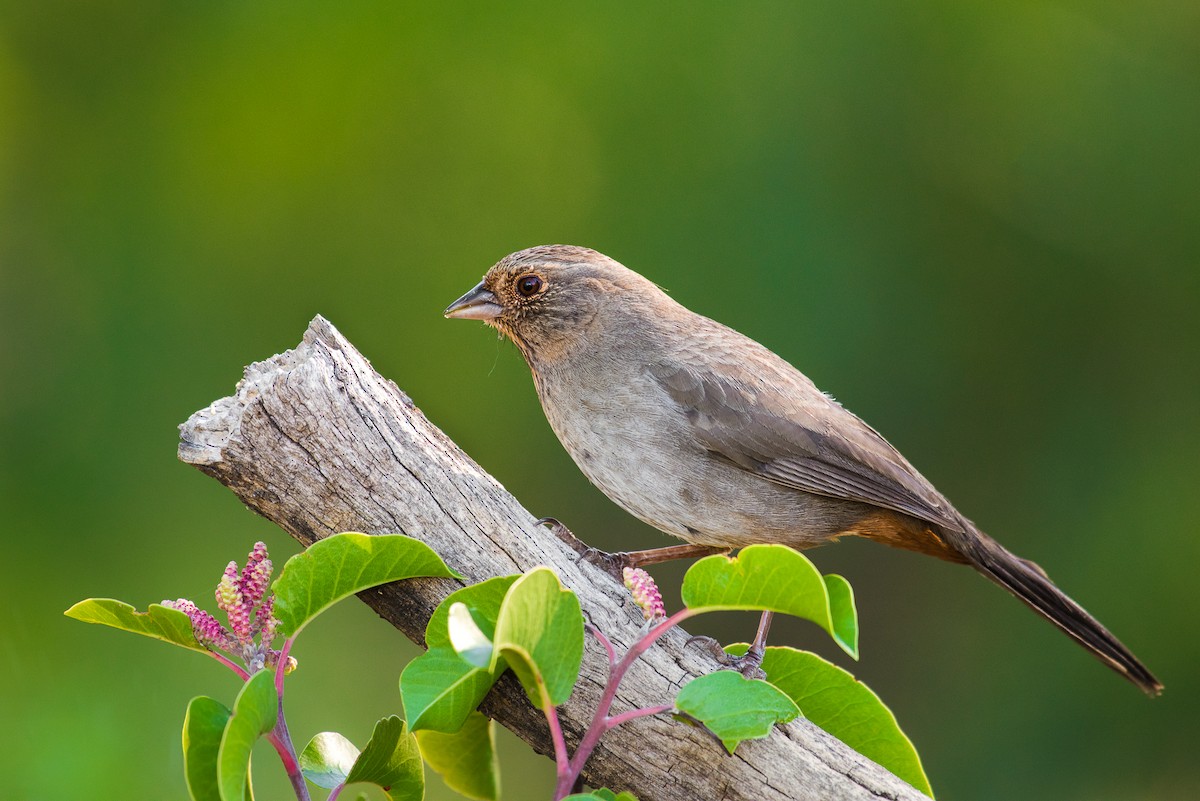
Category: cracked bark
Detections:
[{"x1": 177, "y1": 315, "x2": 929, "y2": 801}]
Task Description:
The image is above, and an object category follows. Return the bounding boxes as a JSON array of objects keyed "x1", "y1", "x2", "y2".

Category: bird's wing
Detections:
[{"x1": 649, "y1": 358, "x2": 963, "y2": 532}]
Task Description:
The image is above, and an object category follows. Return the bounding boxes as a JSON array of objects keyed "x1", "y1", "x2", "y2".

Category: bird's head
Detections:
[{"x1": 444, "y1": 245, "x2": 662, "y2": 365}]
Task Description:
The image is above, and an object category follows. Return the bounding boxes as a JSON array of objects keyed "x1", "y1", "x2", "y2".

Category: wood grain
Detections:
[{"x1": 178, "y1": 315, "x2": 928, "y2": 801}]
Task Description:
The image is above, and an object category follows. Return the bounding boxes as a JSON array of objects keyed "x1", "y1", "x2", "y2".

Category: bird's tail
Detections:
[{"x1": 943, "y1": 524, "x2": 1163, "y2": 696}]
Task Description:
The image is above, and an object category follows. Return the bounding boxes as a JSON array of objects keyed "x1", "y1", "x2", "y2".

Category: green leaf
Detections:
[
  {"x1": 563, "y1": 792, "x2": 639, "y2": 801},
  {"x1": 425, "y1": 576, "x2": 517, "y2": 649},
  {"x1": 299, "y1": 721, "x2": 423, "y2": 801},
  {"x1": 401, "y1": 576, "x2": 516, "y2": 733},
  {"x1": 415, "y1": 711, "x2": 499, "y2": 801},
  {"x1": 183, "y1": 696, "x2": 232, "y2": 801},
  {"x1": 64, "y1": 599, "x2": 206, "y2": 653},
  {"x1": 447, "y1": 602, "x2": 494, "y2": 668},
  {"x1": 272, "y1": 532, "x2": 459, "y2": 637},
  {"x1": 674, "y1": 670, "x2": 800, "y2": 753},
  {"x1": 346, "y1": 715, "x2": 423, "y2": 798},
  {"x1": 680, "y1": 544, "x2": 859, "y2": 658},
  {"x1": 217, "y1": 670, "x2": 278, "y2": 801},
  {"x1": 760, "y1": 647, "x2": 933, "y2": 797},
  {"x1": 490, "y1": 567, "x2": 584, "y2": 708},
  {"x1": 401, "y1": 646, "x2": 499, "y2": 733},
  {"x1": 300, "y1": 732, "x2": 359, "y2": 790},
  {"x1": 822, "y1": 574, "x2": 858, "y2": 659},
  {"x1": 335, "y1": 784, "x2": 391, "y2": 801}
]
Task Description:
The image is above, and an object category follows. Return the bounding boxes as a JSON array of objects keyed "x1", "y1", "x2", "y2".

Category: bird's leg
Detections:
[
  {"x1": 720, "y1": 610, "x2": 774, "y2": 679},
  {"x1": 619, "y1": 543, "x2": 730, "y2": 569},
  {"x1": 536, "y1": 517, "x2": 589, "y2": 556},
  {"x1": 686, "y1": 610, "x2": 773, "y2": 680},
  {"x1": 540, "y1": 514, "x2": 770, "y2": 676},
  {"x1": 741, "y1": 610, "x2": 774, "y2": 675},
  {"x1": 535, "y1": 518, "x2": 727, "y2": 579},
  {"x1": 588, "y1": 543, "x2": 728, "y2": 579}
]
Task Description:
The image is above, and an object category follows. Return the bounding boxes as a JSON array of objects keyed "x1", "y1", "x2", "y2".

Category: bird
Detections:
[{"x1": 444, "y1": 244, "x2": 1162, "y2": 695}]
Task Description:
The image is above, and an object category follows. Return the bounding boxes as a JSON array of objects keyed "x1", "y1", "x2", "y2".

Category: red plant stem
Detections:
[
  {"x1": 543, "y1": 698, "x2": 573, "y2": 798},
  {"x1": 604, "y1": 704, "x2": 674, "y2": 729},
  {"x1": 266, "y1": 695, "x2": 311, "y2": 801},
  {"x1": 208, "y1": 640, "x2": 304, "y2": 795},
  {"x1": 275, "y1": 635, "x2": 295, "y2": 698},
  {"x1": 554, "y1": 608, "x2": 696, "y2": 799},
  {"x1": 586, "y1": 622, "x2": 618, "y2": 669},
  {"x1": 208, "y1": 650, "x2": 250, "y2": 681},
  {"x1": 265, "y1": 731, "x2": 297, "y2": 774},
  {"x1": 614, "y1": 608, "x2": 694, "y2": 677},
  {"x1": 262, "y1": 639, "x2": 307, "y2": 801}
]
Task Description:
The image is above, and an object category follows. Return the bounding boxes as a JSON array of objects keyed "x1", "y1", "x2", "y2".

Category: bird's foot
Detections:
[
  {"x1": 535, "y1": 516, "x2": 577, "y2": 546},
  {"x1": 685, "y1": 636, "x2": 767, "y2": 681},
  {"x1": 728, "y1": 647, "x2": 767, "y2": 681},
  {"x1": 535, "y1": 517, "x2": 630, "y2": 580},
  {"x1": 579, "y1": 548, "x2": 635, "y2": 581}
]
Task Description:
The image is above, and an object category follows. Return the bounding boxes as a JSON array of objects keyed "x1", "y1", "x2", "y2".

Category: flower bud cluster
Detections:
[
  {"x1": 622, "y1": 567, "x2": 666, "y2": 621},
  {"x1": 165, "y1": 542, "x2": 292, "y2": 676},
  {"x1": 216, "y1": 561, "x2": 251, "y2": 643},
  {"x1": 241, "y1": 541, "x2": 273, "y2": 605},
  {"x1": 162, "y1": 598, "x2": 232, "y2": 651}
]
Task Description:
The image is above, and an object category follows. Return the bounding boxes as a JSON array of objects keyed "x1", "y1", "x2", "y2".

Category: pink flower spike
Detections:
[
  {"x1": 243, "y1": 557, "x2": 273, "y2": 606},
  {"x1": 240, "y1": 543, "x2": 272, "y2": 605},
  {"x1": 622, "y1": 567, "x2": 666, "y2": 621},
  {"x1": 192, "y1": 610, "x2": 234, "y2": 650},
  {"x1": 163, "y1": 598, "x2": 233, "y2": 651},
  {"x1": 163, "y1": 598, "x2": 197, "y2": 615},
  {"x1": 216, "y1": 562, "x2": 239, "y2": 609},
  {"x1": 257, "y1": 596, "x2": 279, "y2": 643},
  {"x1": 216, "y1": 561, "x2": 252, "y2": 644},
  {"x1": 246, "y1": 541, "x2": 269, "y2": 566}
]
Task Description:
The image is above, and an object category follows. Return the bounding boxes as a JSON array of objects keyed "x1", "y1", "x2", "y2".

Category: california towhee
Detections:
[{"x1": 445, "y1": 244, "x2": 1161, "y2": 695}]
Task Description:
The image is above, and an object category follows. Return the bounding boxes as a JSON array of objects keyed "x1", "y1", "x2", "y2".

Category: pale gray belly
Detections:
[{"x1": 538, "y1": 380, "x2": 872, "y2": 549}]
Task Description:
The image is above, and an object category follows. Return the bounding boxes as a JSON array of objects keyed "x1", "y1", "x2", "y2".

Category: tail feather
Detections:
[{"x1": 945, "y1": 526, "x2": 1163, "y2": 696}]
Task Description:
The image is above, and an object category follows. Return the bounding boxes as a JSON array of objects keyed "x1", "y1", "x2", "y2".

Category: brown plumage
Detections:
[{"x1": 445, "y1": 244, "x2": 1162, "y2": 695}]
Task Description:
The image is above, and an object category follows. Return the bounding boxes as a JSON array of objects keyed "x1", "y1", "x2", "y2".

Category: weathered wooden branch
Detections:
[{"x1": 177, "y1": 315, "x2": 927, "y2": 801}]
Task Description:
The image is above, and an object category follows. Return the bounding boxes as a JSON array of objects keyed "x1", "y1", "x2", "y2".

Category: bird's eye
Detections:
[{"x1": 515, "y1": 274, "x2": 544, "y2": 297}]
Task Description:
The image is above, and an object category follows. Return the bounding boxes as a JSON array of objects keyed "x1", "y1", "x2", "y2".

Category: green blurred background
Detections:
[{"x1": 2, "y1": 2, "x2": 1197, "y2": 799}]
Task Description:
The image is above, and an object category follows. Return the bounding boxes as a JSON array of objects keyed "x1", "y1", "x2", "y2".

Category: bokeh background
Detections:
[{"x1": 2, "y1": 3, "x2": 1197, "y2": 799}]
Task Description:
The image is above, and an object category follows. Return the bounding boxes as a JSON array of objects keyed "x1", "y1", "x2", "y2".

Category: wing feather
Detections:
[{"x1": 650, "y1": 359, "x2": 963, "y2": 532}]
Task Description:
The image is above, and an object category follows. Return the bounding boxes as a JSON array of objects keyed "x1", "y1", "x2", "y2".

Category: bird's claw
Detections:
[
  {"x1": 579, "y1": 548, "x2": 633, "y2": 580},
  {"x1": 535, "y1": 516, "x2": 573, "y2": 539},
  {"x1": 686, "y1": 635, "x2": 728, "y2": 662},
  {"x1": 536, "y1": 516, "x2": 590, "y2": 556},
  {"x1": 686, "y1": 636, "x2": 767, "y2": 680},
  {"x1": 728, "y1": 648, "x2": 767, "y2": 681},
  {"x1": 535, "y1": 517, "x2": 629, "y2": 580}
]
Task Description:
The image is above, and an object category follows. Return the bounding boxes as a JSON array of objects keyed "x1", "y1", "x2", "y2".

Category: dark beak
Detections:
[{"x1": 444, "y1": 280, "x2": 502, "y2": 321}]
